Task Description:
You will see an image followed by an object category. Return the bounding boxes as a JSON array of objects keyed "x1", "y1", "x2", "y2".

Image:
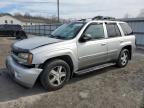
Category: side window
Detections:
[
  {"x1": 11, "y1": 20, "x2": 13, "y2": 24},
  {"x1": 84, "y1": 23, "x2": 105, "y2": 39},
  {"x1": 0, "y1": 25, "x2": 4, "y2": 29},
  {"x1": 5, "y1": 20, "x2": 8, "y2": 24},
  {"x1": 106, "y1": 23, "x2": 121, "y2": 38},
  {"x1": 120, "y1": 23, "x2": 133, "y2": 36}
]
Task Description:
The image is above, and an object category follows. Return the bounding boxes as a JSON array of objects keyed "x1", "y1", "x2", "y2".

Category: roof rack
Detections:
[
  {"x1": 78, "y1": 19, "x2": 87, "y2": 21},
  {"x1": 78, "y1": 18, "x2": 92, "y2": 22},
  {"x1": 92, "y1": 16, "x2": 116, "y2": 20},
  {"x1": 77, "y1": 16, "x2": 116, "y2": 22}
]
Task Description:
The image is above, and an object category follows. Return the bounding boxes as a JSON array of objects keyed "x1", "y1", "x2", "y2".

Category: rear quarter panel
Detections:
[{"x1": 119, "y1": 35, "x2": 136, "y2": 57}]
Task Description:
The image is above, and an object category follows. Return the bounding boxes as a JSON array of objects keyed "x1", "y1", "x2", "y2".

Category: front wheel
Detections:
[
  {"x1": 116, "y1": 49, "x2": 129, "y2": 68},
  {"x1": 40, "y1": 59, "x2": 71, "y2": 91}
]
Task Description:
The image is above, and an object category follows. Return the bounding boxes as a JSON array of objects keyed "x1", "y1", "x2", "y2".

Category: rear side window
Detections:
[
  {"x1": 120, "y1": 23, "x2": 133, "y2": 36},
  {"x1": 4, "y1": 25, "x2": 21, "y2": 30},
  {"x1": 0, "y1": 25, "x2": 4, "y2": 29},
  {"x1": 106, "y1": 23, "x2": 121, "y2": 38}
]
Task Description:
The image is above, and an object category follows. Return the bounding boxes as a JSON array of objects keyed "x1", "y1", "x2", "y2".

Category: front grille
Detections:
[
  {"x1": 12, "y1": 52, "x2": 18, "y2": 56},
  {"x1": 12, "y1": 50, "x2": 18, "y2": 56},
  {"x1": 11, "y1": 46, "x2": 33, "y2": 67},
  {"x1": 11, "y1": 49, "x2": 19, "y2": 61}
]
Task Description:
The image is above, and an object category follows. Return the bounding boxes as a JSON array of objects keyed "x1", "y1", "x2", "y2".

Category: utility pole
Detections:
[{"x1": 57, "y1": 0, "x2": 60, "y2": 22}]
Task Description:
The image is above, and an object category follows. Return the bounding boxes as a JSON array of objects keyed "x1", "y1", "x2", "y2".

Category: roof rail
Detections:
[
  {"x1": 78, "y1": 18, "x2": 92, "y2": 22},
  {"x1": 78, "y1": 19, "x2": 87, "y2": 21},
  {"x1": 77, "y1": 16, "x2": 117, "y2": 22},
  {"x1": 92, "y1": 16, "x2": 116, "y2": 20}
]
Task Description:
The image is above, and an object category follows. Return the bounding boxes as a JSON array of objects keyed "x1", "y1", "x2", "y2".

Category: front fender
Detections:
[{"x1": 32, "y1": 49, "x2": 78, "y2": 72}]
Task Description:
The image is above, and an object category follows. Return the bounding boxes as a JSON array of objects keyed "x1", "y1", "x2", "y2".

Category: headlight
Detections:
[
  {"x1": 18, "y1": 53, "x2": 29, "y2": 59},
  {"x1": 18, "y1": 53, "x2": 33, "y2": 64}
]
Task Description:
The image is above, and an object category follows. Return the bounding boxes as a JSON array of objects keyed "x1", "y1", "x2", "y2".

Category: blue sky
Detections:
[
  {"x1": 0, "y1": 0, "x2": 144, "y2": 19},
  {"x1": 0, "y1": 3, "x2": 24, "y2": 13}
]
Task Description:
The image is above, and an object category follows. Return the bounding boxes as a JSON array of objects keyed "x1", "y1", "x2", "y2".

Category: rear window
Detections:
[
  {"x1": 120, "y1": 23, "x2": 133, "y2": 36},
  {"x1": 4, "y1": 25, "x2": 22, "y2": 30},
  {"x1": 0, "y1": 25, "x2": 4, "y2": 29}
]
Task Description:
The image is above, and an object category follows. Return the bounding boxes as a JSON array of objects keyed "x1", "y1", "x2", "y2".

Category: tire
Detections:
[
  {"x1": 40, "y1": 59, "x2": 71, "y2": 91},
  {"x1": 16, "y1": 31, "x2": 27, "y2": 40},
  {"x1": 116, "y1": 49, "x2": 129, "y2": 68}
]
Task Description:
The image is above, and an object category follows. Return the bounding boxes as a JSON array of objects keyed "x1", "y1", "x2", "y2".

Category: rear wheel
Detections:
[
  {"x1": 40, "y1": 59, "x2": 71, "y2": 91},
  {"x1": 116, "y1": 49, "x2": 129, "y2": 67},
  {"x1": 16, "y1": 31, "x2": 27, "y2": 40}
]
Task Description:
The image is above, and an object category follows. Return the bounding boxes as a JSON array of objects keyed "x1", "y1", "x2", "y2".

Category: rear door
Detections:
[{"x1": 105, "y1": 22, "x2": 123, "y2": 61}]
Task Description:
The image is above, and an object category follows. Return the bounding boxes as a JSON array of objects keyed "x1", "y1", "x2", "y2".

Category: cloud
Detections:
[
  {"x1": 0, "y1": 2, "x2": 11, "y2": 8},
  {"x1": 0, "y1": 0, "x2": 144, "y2": 19}
]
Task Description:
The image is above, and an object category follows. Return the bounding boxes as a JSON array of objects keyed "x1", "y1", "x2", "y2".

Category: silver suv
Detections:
[{"x1": 6, "y1": 19, "x2": 136, "y2": 90}]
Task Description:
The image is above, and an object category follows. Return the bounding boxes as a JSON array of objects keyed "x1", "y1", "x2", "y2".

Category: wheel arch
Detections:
[
  {"x1": 40, "y1": 55, "x2": 74, "y2": 78},
  {"x1": 121, "y1": 45, "x2": 132, "y2": 60}
]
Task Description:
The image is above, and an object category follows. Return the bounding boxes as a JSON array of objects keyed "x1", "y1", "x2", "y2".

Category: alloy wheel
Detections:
[
  {"x1": 120, "y1": 51, "x2": 128, "y2": 66},
  {"x1": 48, "y1": 66, "x2": 67, "y2": 86}
]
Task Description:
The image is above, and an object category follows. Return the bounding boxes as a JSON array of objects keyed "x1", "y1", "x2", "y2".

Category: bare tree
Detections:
[
  {"x1": 124, "y1": 13, "x2": 130, "y2": 18},
  {"x1": 123, "y1": 13, "x2": 133, "y2": 18},
  {"x1": 14, "y1": 12, "x2": 22, "y2": 16},
  {"x1": 137, "y1": 9, "x2": 144, "y2": 18},
  {"x1": 24, "y1": 12, "x2": 31, "y2": 18}
]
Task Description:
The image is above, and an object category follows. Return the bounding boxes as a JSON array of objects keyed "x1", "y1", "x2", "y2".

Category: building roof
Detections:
[
  {"x1": 0, "y1": 13, "x2": 46, "y2": 24},
  {"x1": 0, "y1": 13, "x2": 12, "y2": 17}
]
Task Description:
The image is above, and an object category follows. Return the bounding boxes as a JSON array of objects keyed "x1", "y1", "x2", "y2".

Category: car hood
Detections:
[{"x1": 13, "y1": 36, "x2": 63, "y2": 51}]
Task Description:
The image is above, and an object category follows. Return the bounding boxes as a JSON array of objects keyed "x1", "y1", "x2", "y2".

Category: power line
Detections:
[
  {"x1": 3, "y1": 1, "x2": 73, "y2": 5},
  {"x1": 14, "y1": 0, "x2": 60, "y2": 22},
  {"x1": 5, "y1": 1, "x2": 56, "y2": 4}
]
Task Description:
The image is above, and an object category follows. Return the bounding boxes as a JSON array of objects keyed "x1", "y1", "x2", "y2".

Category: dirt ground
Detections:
[{"x1": 0, "y1": 37, "x2": 144, "y2": 108}]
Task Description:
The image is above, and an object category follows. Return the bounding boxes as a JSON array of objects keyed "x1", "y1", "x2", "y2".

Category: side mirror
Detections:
[{"x1": 80, "y1": 34, "x2": 92, "y2": 42}]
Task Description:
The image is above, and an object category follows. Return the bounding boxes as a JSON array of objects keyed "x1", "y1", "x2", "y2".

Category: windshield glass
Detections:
[{"x1": 50, "y1": 22, "x2": 85, "y2": 40}]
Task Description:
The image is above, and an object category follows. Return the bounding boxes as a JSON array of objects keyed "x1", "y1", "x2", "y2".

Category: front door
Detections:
[{"x1": 77, "y1": 23, "x2": 108, "y2": 70}]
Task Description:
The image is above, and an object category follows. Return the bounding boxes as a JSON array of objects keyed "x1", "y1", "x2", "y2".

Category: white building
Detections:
[
  {"x1": 0, "y1": 14, "x2": 46, "y2": 25},
  {"x1": 0, "y1": 14, "x2": 22, "y2": 25}
]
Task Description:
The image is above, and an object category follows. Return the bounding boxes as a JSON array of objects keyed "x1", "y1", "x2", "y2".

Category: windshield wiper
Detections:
[
  {"x1": 51, "y1": 35, "x2": 66, "y2": 39},
  {"x1": 48, "y1": 34, "x2": 55, "y2": 38},
  {"x1": 54, "y1": 36, "x2": 67, "y2": 39},
  {"x1": 49, "y1": 34, "x2": 68, "y2": 40}
]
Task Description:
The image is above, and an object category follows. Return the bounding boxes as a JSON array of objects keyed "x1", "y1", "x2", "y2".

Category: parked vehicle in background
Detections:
[
  {"x1": 0, "y1": 24, "x2": 27, "y2": 39},
  {"x1": 6, "y1": 17, "x2": 136, "y2": 91}
]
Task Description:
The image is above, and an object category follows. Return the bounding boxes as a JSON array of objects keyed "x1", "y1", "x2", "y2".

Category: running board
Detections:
[{"x1": 75, "y1": 63, "x2": 115, "y2": 75}]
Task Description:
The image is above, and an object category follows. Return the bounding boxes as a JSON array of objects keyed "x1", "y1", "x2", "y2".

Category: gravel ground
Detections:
[{"x1": 0, "y1": 37, "x2": 144, "y2": 108}]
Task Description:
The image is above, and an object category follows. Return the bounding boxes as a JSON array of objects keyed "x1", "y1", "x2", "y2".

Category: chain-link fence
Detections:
[
  {"x1": 23, "y1": 24, "x2": 62, "y2": 36},
  {"x1": 123, "y1": 18, "x2": 144, "y2": 46},
  {"x1": 23, "y1": 20, "x2": 144, "y2": 46}
]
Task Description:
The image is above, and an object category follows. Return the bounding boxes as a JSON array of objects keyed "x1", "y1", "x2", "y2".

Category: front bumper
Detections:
[{"x1": 6, "y1": 56, "x2": 43, "y2": 88}]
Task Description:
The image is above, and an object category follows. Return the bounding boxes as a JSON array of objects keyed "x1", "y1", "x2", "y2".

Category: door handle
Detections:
[
  {"x1": 101, "y1": 43, "x2": 106, "y2": 46},
  {"x1": 120, "y1": 40, "x2": 124, "y2": 43}
]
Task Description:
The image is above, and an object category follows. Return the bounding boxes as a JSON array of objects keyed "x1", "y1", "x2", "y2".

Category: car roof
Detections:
[{"x1": 0, "y1": 24, "x2": 21, "y2": 26}]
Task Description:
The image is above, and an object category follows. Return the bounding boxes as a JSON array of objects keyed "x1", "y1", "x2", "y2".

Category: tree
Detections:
[
  {"x1": 14, "y1": 12, "x2": 22, "y2": 16},
  {"x1": 124, "y1": 13, "x2": 132, "y2": 18},
  {"x1": 24, "y1": 12, "x2": 31, "y2": 18},
  {"x1": 124, "y1": 13, "x2": 130, "y2": 18},
  {"x1": 137, "y1": 9, "x2": 144, "y2": 18}
]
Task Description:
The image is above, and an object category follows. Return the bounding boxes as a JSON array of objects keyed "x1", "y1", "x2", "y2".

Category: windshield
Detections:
[{"x1": 50, "y1": 22, "x2": 85, "y2": 40}]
